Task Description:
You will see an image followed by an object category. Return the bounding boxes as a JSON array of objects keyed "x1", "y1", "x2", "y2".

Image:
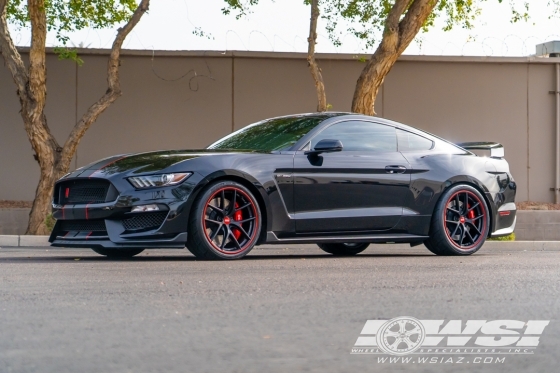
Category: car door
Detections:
[{"x1": 293, "y1": 120, "x2": 411, "y2": 234}]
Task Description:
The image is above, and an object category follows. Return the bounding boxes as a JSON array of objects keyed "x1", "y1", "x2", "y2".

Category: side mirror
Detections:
[{"x1": 305, "y1": 139, "x2": 343, "y2": 155}]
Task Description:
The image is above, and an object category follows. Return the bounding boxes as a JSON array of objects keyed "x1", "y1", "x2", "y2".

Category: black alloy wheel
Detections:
[
  {"x1": 187, "y1": 181, "x2": 261, "y2": 260},
  {"x1": 424, "y1": 184, "x2": 489, "y2": 256},
  {"x1": 317, "y1": 242, "x2": 370, "y2": 256}
]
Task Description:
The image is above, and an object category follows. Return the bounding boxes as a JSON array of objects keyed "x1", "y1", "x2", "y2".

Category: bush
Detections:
[
  {"x1": 44, "y1": 213, "x2": 56, "y2": 232},
  {"x1": 488, "y1": 233, "x2": 515, "y2": 241}
]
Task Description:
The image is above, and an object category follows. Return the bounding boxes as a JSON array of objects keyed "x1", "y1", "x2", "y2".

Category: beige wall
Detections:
[{"x1": 0, "y1": 50, "x2": 558, "y2": 202}]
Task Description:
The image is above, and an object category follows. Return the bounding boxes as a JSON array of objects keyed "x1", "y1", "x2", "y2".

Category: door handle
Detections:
[{"x1": 385, "y1": 165, "x2": 407, "y2": 174}]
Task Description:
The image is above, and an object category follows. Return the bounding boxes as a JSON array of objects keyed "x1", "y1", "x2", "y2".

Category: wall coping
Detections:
[{"x1": 15, "y1": 47, "x2": 560, "y2": 64}]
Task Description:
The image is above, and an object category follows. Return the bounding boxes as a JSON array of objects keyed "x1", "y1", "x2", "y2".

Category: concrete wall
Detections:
[{"x1": 1, "y1": 50, "x2": 558, "y2": 202}]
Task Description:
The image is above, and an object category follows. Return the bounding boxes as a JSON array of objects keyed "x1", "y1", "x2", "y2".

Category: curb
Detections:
[{"x1": 0, "y1": 235, "x2": 49, "y2": 247}]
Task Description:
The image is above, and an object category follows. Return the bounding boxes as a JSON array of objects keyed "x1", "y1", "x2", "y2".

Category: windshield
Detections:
[{"x1": 207, "y1": 116, "x2": 324, "y2": 151}]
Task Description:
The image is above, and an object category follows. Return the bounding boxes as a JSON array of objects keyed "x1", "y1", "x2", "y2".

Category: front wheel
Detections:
[
  {"x1": 91, "y1": 248, "x2": 144, "y2": 258},
  {"x1": 186, "y1": 181, "x2": 262, "y2": 260},
  {"x1": 317, "y1": 242, "x2": 370, "y2": 256},
  {"x1": 424, "y1": 184, "x2": 489, "y2": 256}
]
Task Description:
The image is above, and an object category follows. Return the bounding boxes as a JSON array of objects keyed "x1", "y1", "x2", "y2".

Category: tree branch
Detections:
[
  {"x1": 307, "y1": 0, "x2": 327, "y2": 112},
  {"x1": 60, "y1": 0, "x2": 150, "y2": 168},
  {"x1": 27, "y1": 0, "x2": 48, "y2": 120},
  {"x1": 397, "y1": 0, "x2": 438, "y2": 54},
  {"x1": 0, "y1": 0, "x2": 28, "y2": 98}
]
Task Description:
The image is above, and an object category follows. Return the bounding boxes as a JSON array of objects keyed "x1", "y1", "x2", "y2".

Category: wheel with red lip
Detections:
[
  {"x1": 187, "y1": 181, "x2": 261, "y2": 260},
  {"x1": 424, "y1": 184, "x2": 489, "y2": 256}
]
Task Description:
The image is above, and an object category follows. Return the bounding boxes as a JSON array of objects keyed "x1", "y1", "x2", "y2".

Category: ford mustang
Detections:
[{"x1": 49, "y1": 113, "x2": 516, "y2": 259}]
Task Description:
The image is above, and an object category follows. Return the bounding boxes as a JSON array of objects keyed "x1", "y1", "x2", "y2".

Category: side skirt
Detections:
[{"x1": 265, "y1": 232, "x2": 428, "y2": 245}]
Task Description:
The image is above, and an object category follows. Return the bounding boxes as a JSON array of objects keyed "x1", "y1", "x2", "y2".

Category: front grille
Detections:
[
  {"x1": 57, "y1": 179, "x2": 112, "y2": 204},
  {"x1": 60, "y1": 219, "x2": 107, "y2": 232},
  {"x1": 122, "y1": 212, "x2": 167, "y2": 231}
]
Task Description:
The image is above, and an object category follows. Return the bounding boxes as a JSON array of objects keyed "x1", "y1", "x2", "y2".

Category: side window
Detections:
[
  {"x1": 397, "y1": 129, "x2": 433, "y2": 151},
  {"x1": 310, "y1": 121, "x2": 397, "y2": 152}
]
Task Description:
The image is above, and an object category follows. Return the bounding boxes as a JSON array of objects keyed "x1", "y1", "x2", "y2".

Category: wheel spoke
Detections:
[
  {"x1": 220, "y1": 227, "x2": 228, "y2": 249},
  {"x1": 406, "y1": 326, "x2": 420, "y2": 336},
  {"x1": 398, "y1": 320, "x2": 406, "y2": 333},
  {"x1": 471, "y1": 215, "x2": 483, "y2": 222},
  {"x1": 236, "y1": 217, "x2": 256, "y2": 224},
  {"x1": 230, "y1": 223, "x2": 251, "y2": 240},
  {"x1": 228, "y1": 229, "x2": 242, "y2": 249},
  {"x1": 207, "y1": 204, "x2": 223, "y2": 214},
  {"x1": 234, "y1": 203, "x2": 252, "y2": 212},
  {"x1": 402, "y1": 336, "x2": 415, "y2": 347},
  {"x1": 465, "y1": 228, "x2": 475, "y2": 244},
  {"x1": 459, "y1": 226, "x2": 465, "y2": 245},
  {"x1": 466, "y1": 221, "x2": 482, "y2": 235},
  {"x1": 210, "y1": 224, "x2": 224, "y2": 241},
  {"x1": 467, "y1": 202, "x2": 480, "y2": 212},
  {"x1": 447, "y1": 207, "x2": 461, "y2": 216},
  {"x1": 390, "y1": 337, "x2": 402, "y2": 349},
  {"x1": 446, "y1": 220, "x2": 459, "y2": 224},
  {"x1": 455, "y1": 194, "x2": 461, "y2": 213},
  {"x1": 451, "y1": 222, "x2": 461, "y2": 237},
  {"x1": 220, "y1": 190, "x2": 225, "y2": 210},
  {"x1": 230, "y1": 189, "x2": 237, "y2": 215},
  {"x1": 386, "y1": 331, "x2": 400, "y2": 338},
  {"x1": 205, "y1": 218, "x2": 221, "y2": 225}
]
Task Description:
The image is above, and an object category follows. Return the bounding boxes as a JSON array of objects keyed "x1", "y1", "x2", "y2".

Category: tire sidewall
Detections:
[{"x1": 193, "y1": 181, "x2": 262, "y2": 260}]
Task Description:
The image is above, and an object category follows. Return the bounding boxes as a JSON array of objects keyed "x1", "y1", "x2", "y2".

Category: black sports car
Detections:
[{"x1": 49, "y1": 113, "x2": 516, "y2": 259}]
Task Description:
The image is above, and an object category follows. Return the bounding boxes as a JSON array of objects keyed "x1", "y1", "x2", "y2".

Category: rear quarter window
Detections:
[{"x1": 397, "y1": 129, "x2": 434, "y2": 151}]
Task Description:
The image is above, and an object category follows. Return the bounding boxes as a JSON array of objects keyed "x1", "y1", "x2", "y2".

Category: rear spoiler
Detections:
[{"x1": 456, "y1": 142, "x2": 504, "y2": 158}]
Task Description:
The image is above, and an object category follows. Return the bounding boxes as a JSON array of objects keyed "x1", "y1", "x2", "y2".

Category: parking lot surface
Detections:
[{"x1": 1, "y1": 244, "x2": 559, "y2": 373}]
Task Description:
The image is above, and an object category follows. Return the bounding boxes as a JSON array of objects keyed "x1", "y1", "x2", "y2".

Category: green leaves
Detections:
[
  {"x1": 7, "y1": 0, "x2": 138, "y2": 46},
  {"x1": 53, "y1": 47, "x2": 84, "y2": 65},
  {"x1": 222, "y1": 0, "x2": 543, "y2": 52}
]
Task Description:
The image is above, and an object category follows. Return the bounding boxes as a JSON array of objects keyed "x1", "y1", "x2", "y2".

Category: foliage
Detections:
[
  {"x1": 44, "y1": 213, "x2": 56, "y2": 232},
  {"x1": 6, "y1": 0, "x2": 138, "y2": 46},
  {"x1": 488, "y1": 233, "x2": 515, "y2": 241},
  {"x1": 223, "y1": 0, "x2": 533, "y2": 50}
]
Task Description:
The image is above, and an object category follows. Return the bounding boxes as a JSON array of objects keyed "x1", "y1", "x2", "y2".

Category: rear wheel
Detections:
[
  {"x1": 186, "y1": 181, "x2": 261, "y2": 260},
  {"x1": 317, "y1": 242, "x2": 370, "y2": 256},
  {"x1": 424, "y1": 184, "x2": 489, "y2": 256},
  {"x1": 91, "y1": 248, "x2": 144, "y2": 258}
]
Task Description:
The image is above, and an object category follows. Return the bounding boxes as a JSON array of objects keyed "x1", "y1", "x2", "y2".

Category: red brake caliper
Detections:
[
  {"x1": 232, "y1": 202, "x2": 243, "y2": 240},
  {"x1": 467, "y1": 203, "x2": 475, "y2": 219}
]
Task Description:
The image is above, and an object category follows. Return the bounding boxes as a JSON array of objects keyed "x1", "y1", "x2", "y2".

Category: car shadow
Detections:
[{"x1": 0, "y1": 252, "x2": 436, "y2": 263}]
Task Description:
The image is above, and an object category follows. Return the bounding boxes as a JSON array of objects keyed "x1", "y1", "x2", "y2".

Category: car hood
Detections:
[{"x1": 79, "y1": 149, "x2": 265, "y2": 176}]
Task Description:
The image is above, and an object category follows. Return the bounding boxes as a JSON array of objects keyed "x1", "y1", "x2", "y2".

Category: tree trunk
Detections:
[
  {"x1": 351, "y1": 0, "x2": 439, "y2": 115},
  {"x1": 0, "y1": 0, "x2": 151, "y2": 234},
  {"x1": 307, "y1": 0, "x2": 327, "y2": 112}
]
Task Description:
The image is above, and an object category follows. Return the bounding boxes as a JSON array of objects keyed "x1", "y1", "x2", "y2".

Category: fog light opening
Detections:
[{"x1": 131, "y1": 204, "x2": 160, "y2": 213}]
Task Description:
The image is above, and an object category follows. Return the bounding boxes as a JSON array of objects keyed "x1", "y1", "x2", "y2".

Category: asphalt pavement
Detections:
[{"x1": 1, "y1": 243, "x2": 559, "y2": 373}]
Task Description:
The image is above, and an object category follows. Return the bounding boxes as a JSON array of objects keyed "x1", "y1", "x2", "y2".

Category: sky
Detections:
[{"x1": 8, "y1": 0, "x2": 560, "y2": 56}]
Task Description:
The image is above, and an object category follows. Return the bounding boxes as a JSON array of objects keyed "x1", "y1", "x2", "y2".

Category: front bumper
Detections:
[{"x1": 49, "y1": 176, "x2": 199, "y2": 249}]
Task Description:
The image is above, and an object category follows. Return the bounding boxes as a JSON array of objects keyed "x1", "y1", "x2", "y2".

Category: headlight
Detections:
[{"x1": 128, "y1": 173, "x2": 192, "y2": 188}]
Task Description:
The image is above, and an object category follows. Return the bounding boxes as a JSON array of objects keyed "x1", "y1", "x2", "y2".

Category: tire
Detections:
[
  {"x1": 186, "y1": 180, "x2": 262, "y2": 260},
  {"x1": 424, "y1": 184, "x2": 490, "y2": 256},
  {"x1": 317, "y1": 242, "x2": 370, "y2": 256},
  {"x1": 91, "y1": 248, "x2": 144, "y2": 258}
]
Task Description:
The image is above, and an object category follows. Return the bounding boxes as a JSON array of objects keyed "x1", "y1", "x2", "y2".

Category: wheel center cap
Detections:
[
  {"x1": 459, "y1": 216, "x2": 465, "y2": 223},
  {"x1": 223, "y1": 216, "x2": 231, "y2": 225}
]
